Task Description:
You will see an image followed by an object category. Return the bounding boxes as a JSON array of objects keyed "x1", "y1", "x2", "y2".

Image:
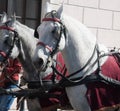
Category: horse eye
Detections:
[
  {"x1": 51, "y1": 29, "x2": 56, "y2": 34},
  {"x1": 4, "y1": 38, "x2": 9, "y2": 44},
  {"x1": 51, "y1": 24, "x2": 58, "y2": 34}
]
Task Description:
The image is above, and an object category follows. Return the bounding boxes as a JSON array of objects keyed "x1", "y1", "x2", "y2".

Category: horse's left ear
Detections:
[
  {"x1": 57, "y1": 4, "x2": 63, "y2": 19},
  {"x1": 10, "y1": 13, "x2": 16, "y2": 26},
  {"x1": 46, "y1": 2, "x2": 52, "y2": 13}
]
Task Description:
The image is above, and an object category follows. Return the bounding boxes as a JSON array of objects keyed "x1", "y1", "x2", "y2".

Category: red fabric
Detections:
[
  {"x1": 56, "y1": 52, "x2": 69, "y2": 80},
  {"x1": 86, "y1": 56, "x2": 120, "y2": 111},
  {"x1": 43, "y1": 52, "x2": 68, "y2": 81},
  {"x1": 0, "y1": 58, "x2": 21, "y2": 87},
  {"x1": 40, "y1": 52, "x2": 70, "y2": 107}
]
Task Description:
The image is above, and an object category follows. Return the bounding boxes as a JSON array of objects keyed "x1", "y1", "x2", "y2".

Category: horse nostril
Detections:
[{"x1": 38, "y1": 58, "x2": 44, "y2": 67}]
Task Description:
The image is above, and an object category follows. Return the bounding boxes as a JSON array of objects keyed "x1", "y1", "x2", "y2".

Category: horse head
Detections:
[
  {"x1": 34, "y1": 4, "x2": 66, "y2": 71},
  {"x1": 0, "y1": 13, "x2": 19, "y2": 63}
]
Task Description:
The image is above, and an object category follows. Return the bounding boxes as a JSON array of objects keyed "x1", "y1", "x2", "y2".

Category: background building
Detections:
[
  {"x1": 0, "y1": 0, "x2": 120, "y2": 47},
  {"x1": 43, "y1": 0, "x2": 120, "y2": 48},
  {"x1": 0, "y1": 0, "x2": 42, "y2": 28}
]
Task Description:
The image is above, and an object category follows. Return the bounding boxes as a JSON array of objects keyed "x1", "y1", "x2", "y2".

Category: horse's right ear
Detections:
[
  {"x1": 0, "y1": 12, "x2": 7, "y2": 23},
  {"x1": 9, "y1": 13, "x2": 16, "y2": 27},
  {"x1": 57, "y1": 4, "x2": 63, "y2": 19}
]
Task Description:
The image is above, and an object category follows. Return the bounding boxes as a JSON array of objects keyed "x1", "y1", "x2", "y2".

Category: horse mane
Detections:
[{"x1": 15, "y1": 21, "x2": 34, "y2": 34}]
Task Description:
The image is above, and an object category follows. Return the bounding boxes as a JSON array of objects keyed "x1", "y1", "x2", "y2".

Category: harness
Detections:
[
  {"x1": 36, "y1": 10, "x2": 120, "y2": 89},
  {"x1": 0, "y1": 11, "x2": 120, "y2": 99}
]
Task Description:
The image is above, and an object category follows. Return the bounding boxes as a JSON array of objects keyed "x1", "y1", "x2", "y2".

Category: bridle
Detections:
[
  {"x1": 37, "y1": 11, "x2": 67, "y2": 70},
  {"x1": 0, "y1": 25, "x2": 19, "y2": 63},
  {"x1": 37, "y1": 17, "x2": 67, "y2": 57}
]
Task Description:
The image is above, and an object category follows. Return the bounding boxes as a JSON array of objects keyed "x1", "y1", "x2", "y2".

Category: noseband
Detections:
[{"x1": 0, "y1": 26, "x2": 19, "y2": 63}]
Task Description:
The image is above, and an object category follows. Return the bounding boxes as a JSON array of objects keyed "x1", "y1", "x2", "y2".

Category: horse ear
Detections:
[
  {"x1": 46, "y1": 2, "x2": 52, "y2": 13},
  {"x1": 0, "y1": 12, "x2": 7, "y2": 23},
  {"x1": 10, "y1": 13, "x2": 16, "y2": 26},
  {"x1": 57, "y1": 4, "x2": 63, "y2": 19},
  {"x1": 41, "y1": 2, "x2": 52, "y2": 20}
]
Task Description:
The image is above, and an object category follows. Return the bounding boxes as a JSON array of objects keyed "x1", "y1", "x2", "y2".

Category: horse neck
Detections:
[
  {"x1": 14, "y1": 21, "x2": 39, "y2": 81},
  {"x1": 15, "y1": 21, "x2": 36, "y2": 57},
  {"x1": 14, "y1": 21, "x2": 54, "y2": 81},
  {"x1": 61, "y1": 16, "x2": 107, "y2": 77}
]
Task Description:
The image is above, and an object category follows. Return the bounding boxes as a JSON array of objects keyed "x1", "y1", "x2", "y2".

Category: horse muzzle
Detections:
[{"x1": 33, "y1": 51, "x2": 47, "y2": 70}]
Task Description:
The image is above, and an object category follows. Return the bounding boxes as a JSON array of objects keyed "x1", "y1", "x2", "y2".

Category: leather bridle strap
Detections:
[
  {"x1": 42, "y1": 18, "x2": 61, "y2": 23},
  {"x1": 0, "y1": 26, "x2": 15, "y2": 32}
]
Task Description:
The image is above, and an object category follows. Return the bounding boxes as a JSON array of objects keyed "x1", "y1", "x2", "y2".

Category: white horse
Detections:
[
  {"x1": 0, "y1": 13, "x2": 42, "y2": 111},
  {"x1": 33, "y1": 4, "x2": 120, "y2": 111},
  {"x1": 0, "y1": 13, "x2": 71, "y2": 111}
]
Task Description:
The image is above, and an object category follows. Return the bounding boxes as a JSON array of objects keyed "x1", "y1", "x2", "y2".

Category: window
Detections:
[
  {"x1": 0, "y1": 0, "x2": 42, "y2": 29},
  {"x1": 0, "y1": 0, "x2": 8, "y2": 13}
]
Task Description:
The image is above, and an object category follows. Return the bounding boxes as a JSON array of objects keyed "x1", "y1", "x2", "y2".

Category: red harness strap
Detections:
[
  {"x1": 42, "y1": 18, "x2": 61, "y2": 23},
  {"x1": 0, "y1": 26, "x2": 15, "y2": 32}
]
